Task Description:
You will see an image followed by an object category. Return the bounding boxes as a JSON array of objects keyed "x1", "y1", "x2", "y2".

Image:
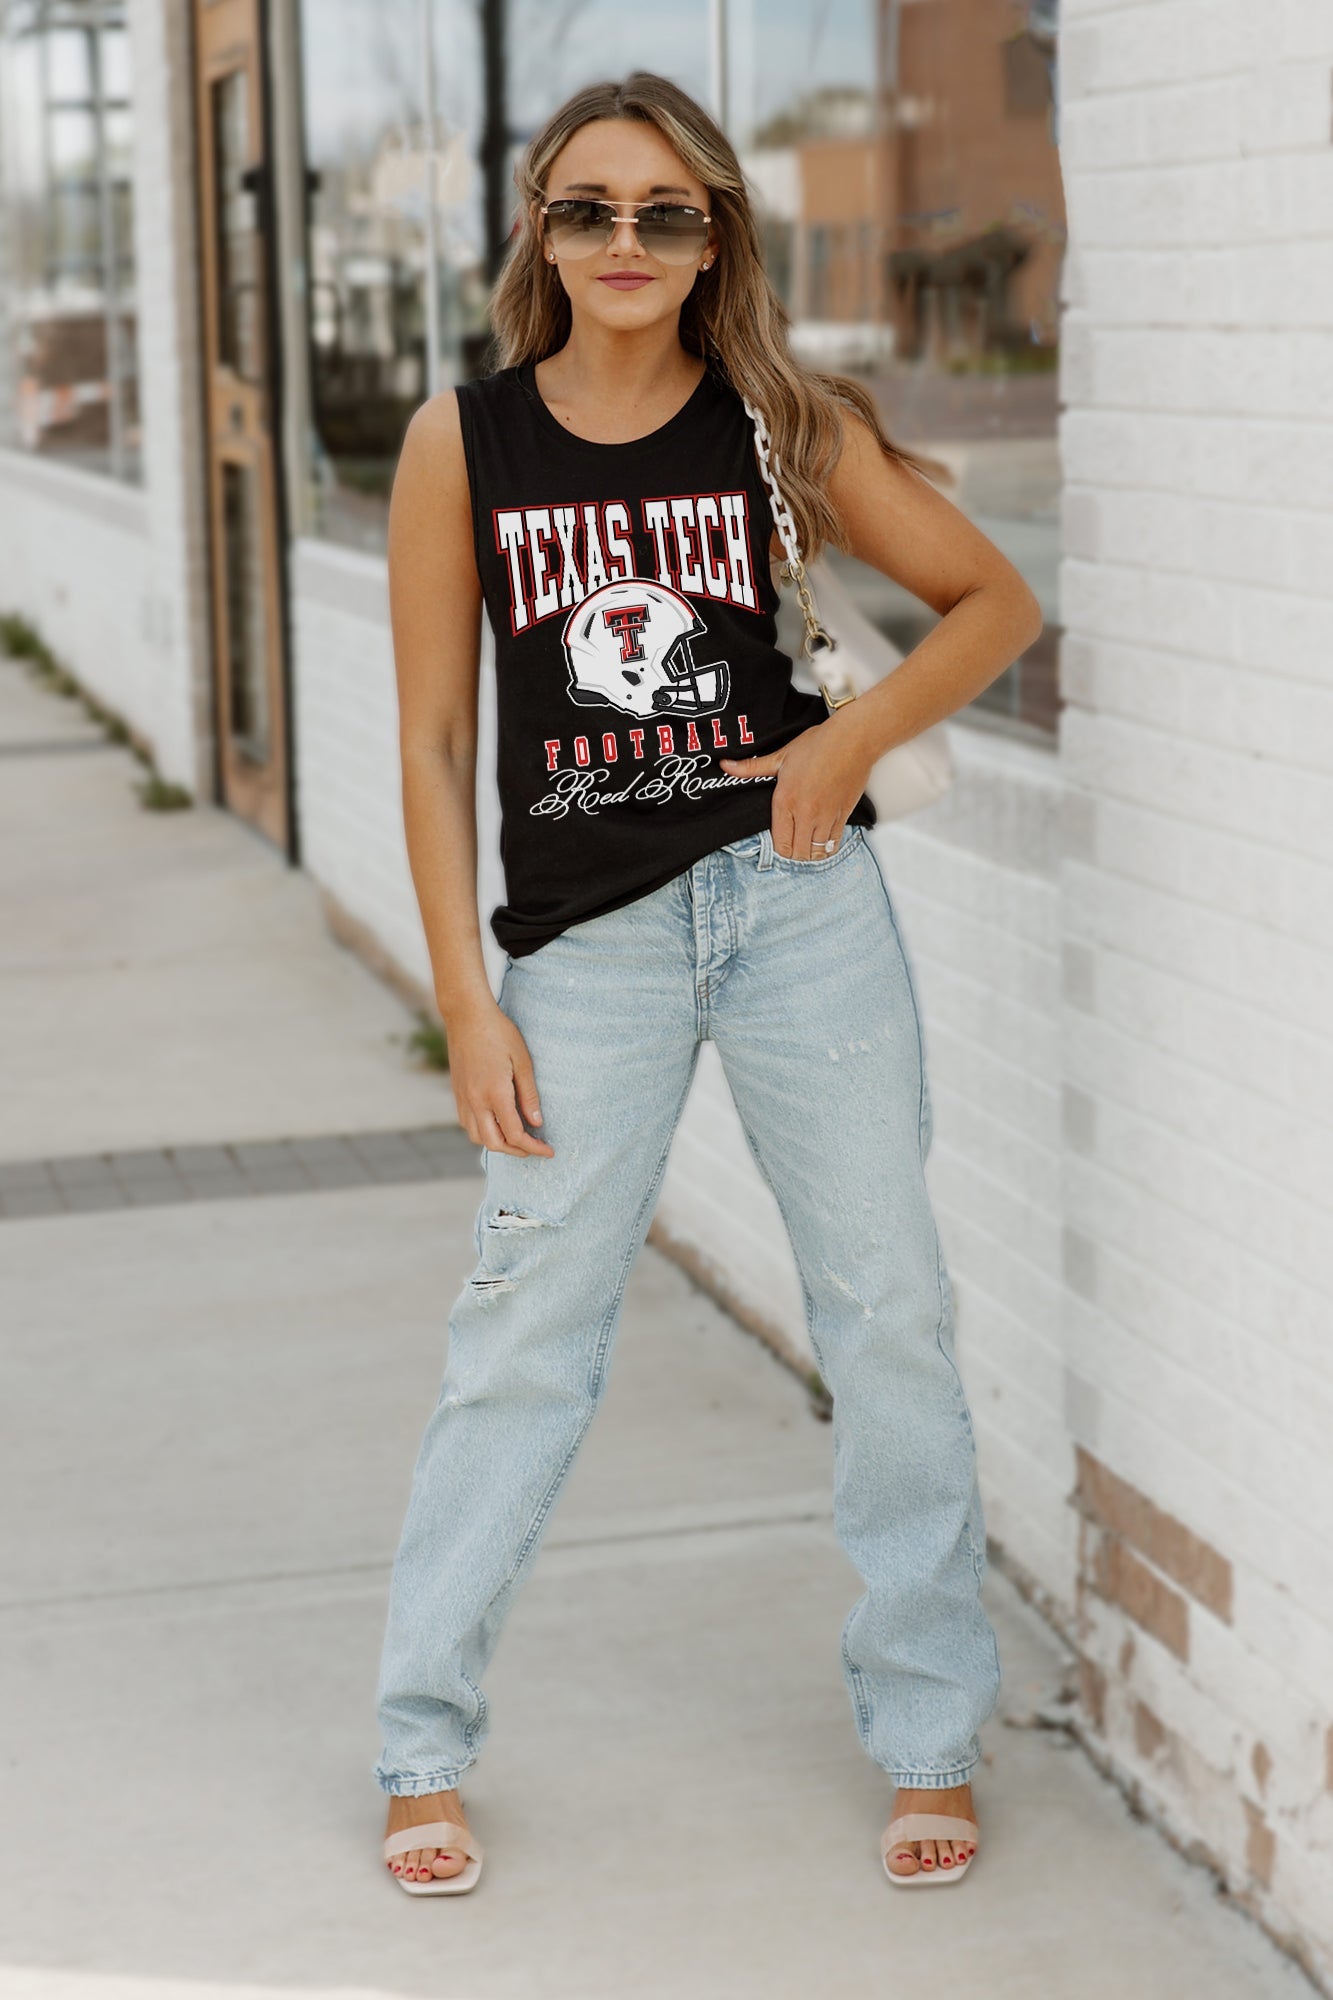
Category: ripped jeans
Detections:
[{"x1": 372, "y1": 824, "x2": 1002, "y2": 1794}]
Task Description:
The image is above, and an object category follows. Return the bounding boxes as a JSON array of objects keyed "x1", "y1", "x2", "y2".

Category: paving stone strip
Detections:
[{"x1": 0, "y1": 1125, "x2": 482, "y2": 1219}]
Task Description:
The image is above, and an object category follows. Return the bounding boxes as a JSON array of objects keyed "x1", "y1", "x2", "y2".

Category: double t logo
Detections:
[{"x1": 602, "y1": 604, "x2": 650, "y2": 664}]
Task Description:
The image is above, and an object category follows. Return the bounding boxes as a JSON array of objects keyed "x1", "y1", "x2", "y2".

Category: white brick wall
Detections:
[
  {"x1": 0, "y1": 452, "x2": 154, "y2": 715},
  {"x1": 1058, "y1": 1, "x2": 1333, "y2": 1979},
  {"x1": 290, "y1": 539, "x2": 508, "y2": 1003},
  {"x1": 904, "y1": 730, "x2": 1071, "y2": 1598}
]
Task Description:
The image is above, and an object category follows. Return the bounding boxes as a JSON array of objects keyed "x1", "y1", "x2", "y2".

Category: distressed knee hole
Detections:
[
  {"x1": 468, "y1": 1273, "x2": 518, "y2": 1297},
  {"x1": 468, "y1": 1206, "x2": 560, "y2": 1300}
]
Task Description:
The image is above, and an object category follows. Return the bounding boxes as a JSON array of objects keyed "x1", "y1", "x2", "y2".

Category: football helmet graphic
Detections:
[{"x1": 562, "y1": 579, "x2": 730, "y2": 719}]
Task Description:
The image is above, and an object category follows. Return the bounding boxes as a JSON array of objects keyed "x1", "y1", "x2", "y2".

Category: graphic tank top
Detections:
[{"x1": 455, "y1": 359, "x2": 877, "y2": 958}]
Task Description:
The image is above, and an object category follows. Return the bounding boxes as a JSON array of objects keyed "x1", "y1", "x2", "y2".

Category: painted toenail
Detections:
[{"x1": 941, "y1": 1857, "x2": 952, "y2": 1866}]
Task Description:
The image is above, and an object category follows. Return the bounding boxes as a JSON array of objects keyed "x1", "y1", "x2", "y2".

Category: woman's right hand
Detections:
[{"x1": 442, "y1": 994, "x2": 555, "y2": 1157}]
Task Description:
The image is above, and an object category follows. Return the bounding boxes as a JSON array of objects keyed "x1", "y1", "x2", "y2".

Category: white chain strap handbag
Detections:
[{"x1": 743, "y1": 396, "x2": 955, "y2": 823}]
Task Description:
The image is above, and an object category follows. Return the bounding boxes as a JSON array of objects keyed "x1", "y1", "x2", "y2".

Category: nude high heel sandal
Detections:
[{"x1": 881, "y1": 1812, "x2": 978, "y2": 1887}]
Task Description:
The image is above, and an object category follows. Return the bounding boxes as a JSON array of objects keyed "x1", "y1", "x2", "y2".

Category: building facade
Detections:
[{"x1": 0, "y1": 0, "x2": 1329, "y2": 1986}]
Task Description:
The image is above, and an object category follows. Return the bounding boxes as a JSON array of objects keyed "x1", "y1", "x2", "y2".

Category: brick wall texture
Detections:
[{"x1": 1054, "y1": 1, "x2": 1333, "y2": 1981}]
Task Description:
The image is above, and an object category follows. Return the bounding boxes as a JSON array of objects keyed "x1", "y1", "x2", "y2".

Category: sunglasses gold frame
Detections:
[{"x1": 539, "y1": 197, "x2": 713, "y2": 262}]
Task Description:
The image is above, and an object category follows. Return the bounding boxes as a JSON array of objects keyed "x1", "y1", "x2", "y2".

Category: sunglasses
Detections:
[{"x1": 540, "y1": 198, "x2": 712, "y2": 264}]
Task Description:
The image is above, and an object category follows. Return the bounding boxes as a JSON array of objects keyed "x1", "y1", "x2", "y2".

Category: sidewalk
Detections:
[{"x1": 0, "y1": 657, "x2": 1312, "y2": 2000}]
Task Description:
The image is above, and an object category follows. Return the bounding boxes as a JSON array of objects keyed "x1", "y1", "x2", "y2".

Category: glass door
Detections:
[{"x1": 195, "y1": 0, "x2": 291, "y2": 851}]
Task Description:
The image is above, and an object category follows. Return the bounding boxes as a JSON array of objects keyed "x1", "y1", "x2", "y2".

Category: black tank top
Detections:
[{"x1": 455, "y1": 359, "x2": 876, "y2": 958}]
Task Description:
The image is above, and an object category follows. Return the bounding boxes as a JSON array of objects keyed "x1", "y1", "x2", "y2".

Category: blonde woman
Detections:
[{"x1": 375, "y1": 70, "x2": 1041, "y2": 1896}]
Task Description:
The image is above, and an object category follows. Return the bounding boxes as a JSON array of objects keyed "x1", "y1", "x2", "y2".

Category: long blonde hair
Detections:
[{"x1": 489, "y1": 71, "x2": 950, "y2": 562}]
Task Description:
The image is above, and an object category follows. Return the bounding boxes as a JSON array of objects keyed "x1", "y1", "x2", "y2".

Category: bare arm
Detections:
[
  {"x1": 388, "y1": 392, "x2": 554, "y2": 1156},
  {"x1": 721, "y1": 411, "x2": 1045, "y2": 852}
]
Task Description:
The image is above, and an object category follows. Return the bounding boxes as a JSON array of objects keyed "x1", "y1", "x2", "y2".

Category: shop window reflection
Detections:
[
  {"x1": 734, "y1": 0, "x2": 1063, "y2": 739},
  {"x1": 294, "y1": 0, "x2": 1062, "y2": 736},
  {"x1": 298, "y1": 0, "x2": 434, "y2": 550},
  {"x1": 0, "y1": 0, "x2": 140, "y2": 482}
]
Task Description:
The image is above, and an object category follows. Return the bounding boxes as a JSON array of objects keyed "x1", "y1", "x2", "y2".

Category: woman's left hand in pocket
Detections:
[{"x1": 719, "y1": 713, "x2": 872, "y2": 859}]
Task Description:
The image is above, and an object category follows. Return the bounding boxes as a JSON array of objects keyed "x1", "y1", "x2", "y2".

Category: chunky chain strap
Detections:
[
  {"x1": 744, "y1": 397, "x2": 956, "y2": 819},
  {"x1": 741, "y1": 396, "x2": 835, "y2": 665}
]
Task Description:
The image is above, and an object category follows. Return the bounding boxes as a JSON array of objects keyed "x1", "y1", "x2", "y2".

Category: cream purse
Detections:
[{"x1": 743, "y1": 397, "x2": 955, "y2": 822}]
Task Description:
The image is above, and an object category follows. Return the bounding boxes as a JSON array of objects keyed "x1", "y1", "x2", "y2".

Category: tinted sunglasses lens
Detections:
[
  {"x1": 636, "y1": 204, "x2": 710, "y2": 260},
  {"x1": 544, "y1": 200, "x2": 611, "y2": 256}
]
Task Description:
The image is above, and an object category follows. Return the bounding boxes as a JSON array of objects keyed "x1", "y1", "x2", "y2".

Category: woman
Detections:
[{"x1": 375, "y1": 70, "x2": 1041, "y2": 1897}]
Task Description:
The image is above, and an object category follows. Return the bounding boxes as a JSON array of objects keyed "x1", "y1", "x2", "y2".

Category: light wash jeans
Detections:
[{"x1": 373, "y1": 824, "x2": 1002, "y2": 1794}]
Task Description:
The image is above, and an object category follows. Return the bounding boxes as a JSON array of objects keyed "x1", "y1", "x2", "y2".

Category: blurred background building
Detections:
[{"x1": 1, "y1": 1, "x2": 1329, "y2": 1986}]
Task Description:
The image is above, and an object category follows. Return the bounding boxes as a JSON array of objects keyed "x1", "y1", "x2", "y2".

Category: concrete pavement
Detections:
[
  {"x1": 0, "y1": 656, "x2": 1313, "y2": 2000},
  {"x1": 0, "y1": 662, "x2": 450, "y2": 1163}
]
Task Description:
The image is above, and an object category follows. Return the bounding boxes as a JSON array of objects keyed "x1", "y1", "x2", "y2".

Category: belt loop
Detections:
[{"x1": 756, "y1": 827, "x2": 774, "y2": 872}]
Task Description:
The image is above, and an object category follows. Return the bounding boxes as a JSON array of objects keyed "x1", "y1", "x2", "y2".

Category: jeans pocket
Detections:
[{"x1": 766, "y1": 823, "x2": 866, "y2": 871}]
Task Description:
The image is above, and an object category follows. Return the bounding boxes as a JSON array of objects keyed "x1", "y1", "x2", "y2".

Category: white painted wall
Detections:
[
  {"x1": 868, "y1": 727, "x2": 1068, "y2": 1598},
  {"x1": 0, "y1": 453, "x2": 153, "y2": 712},
  {"x1": 1056, "y1": 0, "x2": 1333, "y2": 1976},
  {"x1": 290, "y1": 539, "x2": 507, "y2": 1003}
]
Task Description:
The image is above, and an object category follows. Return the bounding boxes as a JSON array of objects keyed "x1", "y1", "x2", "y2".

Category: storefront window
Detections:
[
  {"x1": 295, "y1": 0, "x2": 1062, "y2": 736},
  {"x1": 730, "y1": 0, "x2": 1062, "y2": 737},
  {"x1": 294, "y1": 0, "x2": 430, "y2": 550},
  {"x1": 295, "y1": 0, "x2": 709, "y2": 552},
  {"x1": 0, "y1": 0, "x2": 140, "y2": 482}
]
